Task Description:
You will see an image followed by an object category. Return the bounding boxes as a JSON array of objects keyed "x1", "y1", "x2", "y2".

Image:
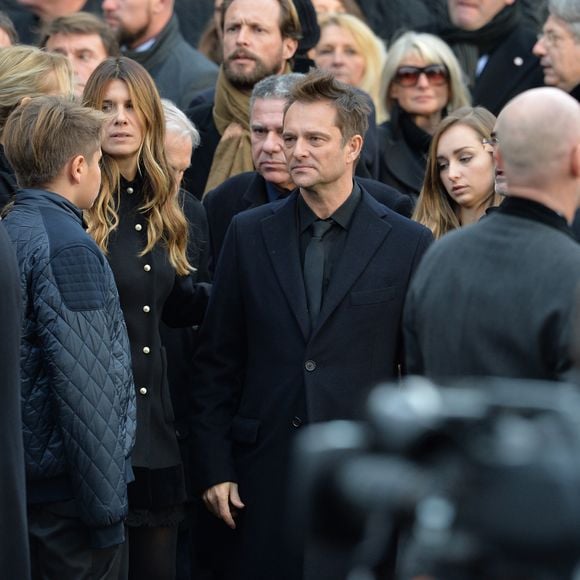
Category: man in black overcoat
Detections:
[
  {"x1": 404, "y1": 87, "x2": 580, "y2": 381},
  {"x1": 191, "y1": 71, "x2": 433, "y2": 580}
]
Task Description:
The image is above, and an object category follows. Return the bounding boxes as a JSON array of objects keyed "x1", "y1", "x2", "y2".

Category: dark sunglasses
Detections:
[{"x1": 394, "y1": 64, "x2": 449, "y2": 87}]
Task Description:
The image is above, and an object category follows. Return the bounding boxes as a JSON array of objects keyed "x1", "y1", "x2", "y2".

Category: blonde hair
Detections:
[
  {"x1": 381, "y1": 31, "x2": 470, "y2": 120},
  {"x1": 316, "y1": 13, "x2": 388, "y2": 122},
  {"x1": 82, "y1": 57, "x2": 191, "y2": 275},
  {"x1": 0, "y1": 45, "x2": 73, "y2": 138},
  {"x1": 413, "y1": 106, "x2": 498, "y2": 239}
]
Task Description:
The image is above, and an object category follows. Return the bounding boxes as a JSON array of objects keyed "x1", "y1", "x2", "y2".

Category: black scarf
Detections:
[
  {"x1": 398, "y1": 108, "x2": 432, "y2": 158},
  {"x1": 439, "y1": 3, "x2": 521, "y2": 87}
]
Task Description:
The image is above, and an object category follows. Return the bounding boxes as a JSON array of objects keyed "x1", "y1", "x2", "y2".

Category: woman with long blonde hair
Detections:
[
  {"x1": 0, "y1": 45, "x2": 73, "y2": 208},
  {"x1": 83, "y1": 57, "x2": 208, "y2": 580}
]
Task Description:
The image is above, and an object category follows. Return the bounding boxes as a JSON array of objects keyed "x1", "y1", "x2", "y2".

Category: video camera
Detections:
[{"x1": 292, "y1": 377, "x2": 580, "y2": 580}]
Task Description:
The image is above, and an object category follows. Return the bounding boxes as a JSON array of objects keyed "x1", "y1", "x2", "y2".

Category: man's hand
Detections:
[{"x1": 202, "y1": 482, "x2": 245, "y2": 529}]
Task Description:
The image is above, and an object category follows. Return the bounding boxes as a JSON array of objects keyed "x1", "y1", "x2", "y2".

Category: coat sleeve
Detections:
[
  {"x1": 162, "y1": 192, "x2": 212, "y2": 327},
  {"x1": 401, "y1": 228, "x2": 433, "y2": 375},
  {"x1": 33, "y1": 244, "x2": 130, "y2": 547},
  {"x1": 190, "y1": 218, "x2": 246, "y2": 492}
]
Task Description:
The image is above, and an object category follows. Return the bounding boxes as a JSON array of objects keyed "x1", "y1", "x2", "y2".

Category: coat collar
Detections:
[
  {"x1": 240, "y1": 172, "x2": 269, "y2": 211},
  {"x1": 260, "y1": 189, "x2": 392, "y2": 341},
  {"x1": 380, "y1": 122, "x2": 426, "y2": 194}
]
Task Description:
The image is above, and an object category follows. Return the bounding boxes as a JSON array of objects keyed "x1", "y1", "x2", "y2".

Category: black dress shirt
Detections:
[{"x1": 298, "y1": 183, "x2": 362, "y2": 301}]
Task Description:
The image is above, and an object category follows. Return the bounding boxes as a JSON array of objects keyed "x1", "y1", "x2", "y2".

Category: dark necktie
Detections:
[{"x1": 304, "y1": 219, "x2": 333, "y2": 328}]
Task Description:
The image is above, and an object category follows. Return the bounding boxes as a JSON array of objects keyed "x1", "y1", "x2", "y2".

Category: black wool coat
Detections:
[
  {"x1": 107, "y1": 180, "x2": 209, "y2": 508},
  {"x1": 191, "y1": 189, "x2": 433, "y2": 580}
]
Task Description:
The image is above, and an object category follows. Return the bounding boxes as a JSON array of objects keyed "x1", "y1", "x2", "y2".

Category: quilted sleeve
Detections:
[{"x1": 33, "y1": 243, "x2": 130, "y2": 540}]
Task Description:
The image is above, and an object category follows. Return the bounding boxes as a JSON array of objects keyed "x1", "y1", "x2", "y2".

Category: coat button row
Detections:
[
  {"x1": 143, "y1": 346, "x2": 150, "y2": 354},
  {"x1": 291, "y1": 416, "x2": 303, "y2": 428},
  {"x1": 304, "y1": 360, "x2": 316, "y2": 372},
  {"x1": 139, "y1": 387, "x2": 147, "y2": 395}
]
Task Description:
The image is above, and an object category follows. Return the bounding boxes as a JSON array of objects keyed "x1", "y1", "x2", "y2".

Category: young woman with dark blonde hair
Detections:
[
  {"x1": 413, "y1": 106, "x2": 501, "y2": 239},
  {"x1": 83, "y1": 56, "x2": 209, "y2": 580}
]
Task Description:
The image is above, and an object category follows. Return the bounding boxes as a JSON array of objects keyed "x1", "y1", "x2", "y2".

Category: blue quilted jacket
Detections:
[{"x1": 3, "y1": 189, "x2": 136, "y2": 548}]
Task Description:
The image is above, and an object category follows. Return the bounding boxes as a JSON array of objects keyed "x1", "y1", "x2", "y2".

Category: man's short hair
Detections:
[
  {"x1": 549, "y1": 0, "x2": 580, "y2": 42},
  {"x1": 221, "y1": 0, "x2": 302, "y2": 41},
  {"x1": 39, "y1": 12, "x2": 120, "y2": 57},
  {"x1": 0, "y1": 11, "x2": 18, "y2": 45},
  {"x1": 285, "y1": 69, "x2": 370, "y2": 143},
  {"x1": 250, "y1": 72, "x2": 304, "y2": 111},
  {"x1": 4, "y1": 96, "x2": 105, "y2": 189},
  {"x1": 161, "y1": 98, "x2": 201, "y2": 150}
]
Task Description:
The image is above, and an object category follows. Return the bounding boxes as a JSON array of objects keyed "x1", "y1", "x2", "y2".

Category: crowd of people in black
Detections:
[{"x1": 1, "y1": 0, "x2": 580, "y2": 579}]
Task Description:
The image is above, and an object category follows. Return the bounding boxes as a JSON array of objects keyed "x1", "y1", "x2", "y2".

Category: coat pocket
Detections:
[
  {"x1": 231, "y1": 416, "x2": 261, "y2": 444},
  {"x1": 350, "y1": 287, "x2": 395, "y2": 306}
]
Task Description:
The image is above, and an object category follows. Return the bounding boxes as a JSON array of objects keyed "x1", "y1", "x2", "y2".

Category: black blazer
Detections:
[
  {"x1": 191, "y1": 188, "x2": 433, "y2": 579},
  {"x1": 203, "y1": 171, "x2": 414, "y2": 269}
]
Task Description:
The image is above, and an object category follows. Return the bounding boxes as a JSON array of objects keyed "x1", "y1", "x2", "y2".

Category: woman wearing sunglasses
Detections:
[
  {"x1": 378, "y1": 31, "x2": 470, "y2": 203},
  {"x1": 413, "y1": 106, "x2": 501, "y2": 239}
]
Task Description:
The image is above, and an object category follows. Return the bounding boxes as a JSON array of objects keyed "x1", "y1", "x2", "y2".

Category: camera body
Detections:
[{"x1": 292, "y1": 377, "x2": 580, "y2": 579}]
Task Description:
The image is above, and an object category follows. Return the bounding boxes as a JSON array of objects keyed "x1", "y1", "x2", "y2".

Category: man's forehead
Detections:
[
  {"x1": 225, "y1": 0, "x2": 281, "y2": 23},
  {"x1": 47, "y1": 32, "x2": 105, "y2": 47},
  {"x1": 251, "y1": 98, "x2": 286, "y2": 122}
]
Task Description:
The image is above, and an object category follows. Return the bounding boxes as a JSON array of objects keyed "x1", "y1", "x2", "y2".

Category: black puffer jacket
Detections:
[{"x1": 3, "y1": 189, "x2": 136, "y2": 548}]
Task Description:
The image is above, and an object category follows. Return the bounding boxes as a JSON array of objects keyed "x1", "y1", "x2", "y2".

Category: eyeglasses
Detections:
[
  {"x1": 537, "y1": 30, "x2": 565, "y2": 47},
  {"x1": 482, "y1": 136, "x2": 499, "y2": 150},
  {"x1": 394, "y1": 64, "x2": 449, "y2": 87}
]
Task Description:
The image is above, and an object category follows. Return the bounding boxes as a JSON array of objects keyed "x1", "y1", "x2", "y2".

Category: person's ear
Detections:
[
  {"x1": 494, "y1": 146, "x2": 505, "y2": 172},
  {"x1": 69, "y1": 154, "x2": 86, "y2": 185},
  {"x1": 571, "y1": 143, "x2": 580, "y2": 179},
  {"x1": 346, "y1": 134, "x2": 363, "y2": 163},
  {"x1": 282, "y1": 37, "x2": 299, "y2": 62}
]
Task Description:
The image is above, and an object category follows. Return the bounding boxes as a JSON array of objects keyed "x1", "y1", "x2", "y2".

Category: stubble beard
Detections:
[
  {"x1": 224, "y1": 56, "x2": 284, "y2": 92},
  {"x1": 117, "y1": 23, "x2": 150, "y2": 49}
]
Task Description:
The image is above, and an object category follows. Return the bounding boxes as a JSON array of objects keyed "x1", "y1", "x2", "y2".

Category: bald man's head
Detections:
[{"x1": 495, "y1": 88, "x2": 580, "y2": 187}]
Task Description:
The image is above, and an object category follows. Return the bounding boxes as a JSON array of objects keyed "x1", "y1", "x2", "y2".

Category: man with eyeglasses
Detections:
[
  {"x1": 404, "y1": 87, "x2": 580, "y2": 383},
  {"x1": 533, "y1": 0, "x2": 580, "y2": 241},
  {"x1": 533, "y1": 0, "x2": 580, "y2": 102},
  {"x1": 438, "y1": 0, "x2": 545, "y2": 115}
]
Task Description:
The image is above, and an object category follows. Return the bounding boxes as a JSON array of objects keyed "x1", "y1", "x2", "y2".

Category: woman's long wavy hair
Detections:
[
  {"x1": 413, "y1": 106, "x2": 498, "y2": 240},
  {"x1": 82, "y1": 57, "x2": 191, "y2": 275}
]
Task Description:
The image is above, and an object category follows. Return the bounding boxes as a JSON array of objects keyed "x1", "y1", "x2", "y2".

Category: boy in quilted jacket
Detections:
[{"x1": 2, "y1": 96, "x2": 136, "y2": 579}]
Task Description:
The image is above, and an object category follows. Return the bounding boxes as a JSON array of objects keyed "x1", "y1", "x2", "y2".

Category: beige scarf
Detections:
[
  {"x1": 204, "y1": 67, "x2": 254, "y2": 195},
  {"x1": 203, "y1": 63, "x2": 292, "y2": 195}
]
